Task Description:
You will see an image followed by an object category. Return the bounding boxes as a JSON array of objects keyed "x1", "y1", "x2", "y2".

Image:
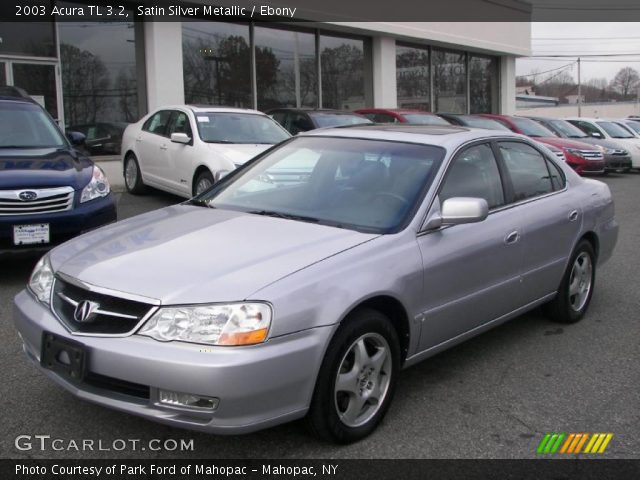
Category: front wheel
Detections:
[
  {"x1": 545, "y1": 240, "x2": 596, "y2": 323},
  {"x1": 306, "y1": 308, "x2": 400, "y2": 443},
  {"x1": 193, "y1": 170, "x2": 214, "y2": 196}
]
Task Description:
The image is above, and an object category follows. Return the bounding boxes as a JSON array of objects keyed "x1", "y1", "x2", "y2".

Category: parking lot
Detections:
[{"x1": 1, "y1": 173, "x2": 638, "y2": 459}]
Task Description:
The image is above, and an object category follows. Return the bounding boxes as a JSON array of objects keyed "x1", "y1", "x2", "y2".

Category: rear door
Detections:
[
  {"x1": 496, "y1": 141, "x2": 581, "y2": 303},
  {"x1": 417, "y1": 142, "x2": 525, "y2": 350}
]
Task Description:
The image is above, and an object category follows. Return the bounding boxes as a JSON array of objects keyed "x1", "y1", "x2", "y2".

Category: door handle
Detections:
[
  {"x1": 568, "y1": 210, "x2": 579, "y2": 222},
  {"x1": 160, "y1": 144, "x2": 168, "y2": 150},
  {"x1": 505, "y1": 230, "x2": 520, "y2": 245},
  {"x1": 135, "y1": 136, "x2": 142, "y2": 142}
]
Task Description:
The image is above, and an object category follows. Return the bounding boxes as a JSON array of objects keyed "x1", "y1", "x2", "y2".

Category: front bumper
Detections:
[
  {"x1": 603, "y1": 154, "x2": 632, "y2": 171},
  {"x1": 13, "y1": 290, "x2": 332, "y2": 434},
  {"x1": 0, "y1": 194, "x2": 116, "y2": 254}
]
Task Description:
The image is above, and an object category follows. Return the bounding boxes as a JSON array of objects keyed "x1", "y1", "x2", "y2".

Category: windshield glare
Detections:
[
  {"x1": 0, "y1": 102, "x2": 66, "y2": 148},
  {"x1": 310, "y1": 113, "x2": 372, "y2": 128},
  {"x1": 401, "y1": 114, "x2": 450, "y2": 125},
  {"x1": 511, "y1": 117, "x2": 556, "y2": 137},
  {"x1": 201, "y1": 136, "x2": 445, "y2": 233},
  {"x1": 597, "y1": 121, "x2": 635, "y2": 138},
  {"x1": 196, "y1": 113, "x2": 289, "y2": 144},
  {"x1": 546, "y1": 119, "x2": 588, "y2": 138}
]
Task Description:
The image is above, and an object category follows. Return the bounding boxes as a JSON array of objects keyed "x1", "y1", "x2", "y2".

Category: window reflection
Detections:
[
  {"x1": 255, "y1": 27, "x2": 317, "y2": 110},
  {"x1": 182, "y1": 22, "x2": 252, "y2": 107},
  {"x1": 433, "y1": 49, "x2": 466, "y2": 114},
  {"x1": 470, "y1": 55, "x2": 497, "y2": 114},
  {"x1": 58, "y1": 4, "x2": 138, "y2": 138},
  {"x1": 320, "y1": 35, "x2": 365, "y2": 110},
  {"x1": 396, "y1": 45, "x2": 430, "y2": 110}
]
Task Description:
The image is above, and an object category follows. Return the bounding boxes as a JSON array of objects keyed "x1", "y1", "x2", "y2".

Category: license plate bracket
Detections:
[{"x1": 40, "y1": 332, "x2": 87, "y2": 382}]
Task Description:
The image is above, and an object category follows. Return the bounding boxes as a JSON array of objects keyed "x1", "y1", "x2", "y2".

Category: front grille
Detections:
[
  {"x1": 578, "y1": 150, "x2": 604, "y2": 161},
  {"x1": 84, "y1": 371, "x2": 150, "y2": 399},
  {"x1": 52, "y1": 277, "x2": 155, "y2": 335},
  {"x1": 0, "y1": 187, "x2": 74, "y2": 216}
]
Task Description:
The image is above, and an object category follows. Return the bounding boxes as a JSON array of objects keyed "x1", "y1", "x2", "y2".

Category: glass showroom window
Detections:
[
  {"x1": 470, "y1": 55, "x2": 498, "y2": 114},
  {"x1": 396, "y1": 45, "x2": 430, "y2": 110},
  {"x1": 320, "y1": 35, "x2": 366, "y2": 110},
  {"x1": 182, "y1": 22, "x2": 252, "y2": 108},
  {"x1": 255, "y1": 26, "x2": 317, "y2": 110},
  {"x1": 58, "y1": 2, "x2": 138, "y2": 152},
  {"x1": 433, "y1": 49, "x2": 467, "y2": 114}
]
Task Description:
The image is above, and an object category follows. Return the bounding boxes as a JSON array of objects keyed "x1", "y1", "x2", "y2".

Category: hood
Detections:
[
  {"x1": 536, "y1": 137, "x2": 602, "y2": 151},
  {"x1": 50, "y1": 205, "x2": 378, "y2": 304},
  {"x1": 206, "y1": 143, "x2": 272, "y2": 166},
  {"x1": 0, "y1": 148, "x2": 93, "y2": 190}
]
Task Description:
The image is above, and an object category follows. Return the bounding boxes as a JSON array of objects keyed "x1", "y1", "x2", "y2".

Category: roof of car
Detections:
[
  {"x1": 355, "y1": 108, "x2": 437, "y2": 115},
  {"x1": 266, "y1": 108, "x2": 361, "y2": 115},
  {"x1": 184, "y1": 105, "x2": 266, "y2": 115}
]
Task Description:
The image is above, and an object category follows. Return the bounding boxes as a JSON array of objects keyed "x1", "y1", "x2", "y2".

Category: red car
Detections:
[
  {"x1": 479, "y1": 114, "x2": 605, "y2": 175},
  {"x1": 354, "y1": 108, "x2": 451, "y2": 126}
]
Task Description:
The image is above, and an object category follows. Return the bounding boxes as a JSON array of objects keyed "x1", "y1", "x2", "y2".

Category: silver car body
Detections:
[{"x1": 14, "y1": 127, "x2": 618, "y2": 434}]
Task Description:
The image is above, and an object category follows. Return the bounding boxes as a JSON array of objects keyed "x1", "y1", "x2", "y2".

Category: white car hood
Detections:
[
  {"x1": 50, "y1": 205, "x2": 377, "y2": 304},
  {"x1": 207, "y1": 143, "x2": 272, "y2": 165}
]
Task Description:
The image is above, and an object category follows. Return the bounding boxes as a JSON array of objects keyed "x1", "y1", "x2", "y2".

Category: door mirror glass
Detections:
[
  {"x1": 66, "y1": 131, "x2": 86, "y2": 146},
  {"x1": 171, "y1": 132, "x2": 191, "y2": 144},
  {"x1": 441, "y1": 197, "x2": 488, "y2": 225}
]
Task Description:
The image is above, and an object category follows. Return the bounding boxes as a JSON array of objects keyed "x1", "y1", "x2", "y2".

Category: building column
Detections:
[
  {"x1": 371, "y1": 36, "x2": 397, "y2": 108},
  {"x1": 144, "y1": 21, "x2": 184, "y2": 110},
  {"x1": 499, "y1": 55, "x2": 516, "y2": 114}
]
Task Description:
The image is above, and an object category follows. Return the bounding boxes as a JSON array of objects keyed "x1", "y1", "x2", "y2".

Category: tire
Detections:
[
  {"x1": 124, "y1": 154, "x2": 146, "y2": 194},
  {"x1": 545, "y1": 240, "x2": 596, "y2": 324},
  {"x1": 193, "y1": 170, "x2": 214, "y2": 196},
  {"x1": 306, "y1": 308, "x2": 400, "y2": 443}
]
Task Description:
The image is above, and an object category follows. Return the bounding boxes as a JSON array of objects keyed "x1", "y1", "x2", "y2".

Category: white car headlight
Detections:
[
  {"x1": 28, "y1": 255, "x2": 54, "y2": 304},
  {"x1": 80, "y1": 166, "x2": 111, "y2": 203},
  {"x1": 138, "y1": 303, "x2": 272, "y2": 346}
]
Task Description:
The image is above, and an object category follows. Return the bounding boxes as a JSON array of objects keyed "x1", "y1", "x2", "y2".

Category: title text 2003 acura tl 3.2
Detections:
[{"x1": 14, "y1": 125, "x2": 617, "y2": 443}]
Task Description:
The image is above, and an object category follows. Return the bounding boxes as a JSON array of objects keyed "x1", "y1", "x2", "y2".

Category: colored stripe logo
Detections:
[{"x1": 537, "y1": 433, "x2": 613, "y2": 454}]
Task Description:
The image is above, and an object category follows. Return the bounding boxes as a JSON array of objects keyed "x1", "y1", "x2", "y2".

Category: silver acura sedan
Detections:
[{"x1": 14, "y1": 125, "x2": 618, "y2": 443}]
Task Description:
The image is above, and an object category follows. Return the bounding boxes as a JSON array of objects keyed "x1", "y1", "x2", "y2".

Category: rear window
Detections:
[{"x1": 0, "y1": 102, "x2": 66, "y2": 148}]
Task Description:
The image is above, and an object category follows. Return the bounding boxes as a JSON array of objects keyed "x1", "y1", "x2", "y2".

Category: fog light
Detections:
[{"x1": 158, "y1": 390, "x2": 219, "y2": 411}]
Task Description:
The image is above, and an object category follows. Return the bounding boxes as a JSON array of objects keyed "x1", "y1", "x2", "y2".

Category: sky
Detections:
[{"x1": 516, "y1": 22, "x2": 640, "y2": 86}]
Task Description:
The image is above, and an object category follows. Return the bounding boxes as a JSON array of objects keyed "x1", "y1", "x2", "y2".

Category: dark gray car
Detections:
[{"x1": 14, "y1": 125, "x2": 618, "y2": 443}]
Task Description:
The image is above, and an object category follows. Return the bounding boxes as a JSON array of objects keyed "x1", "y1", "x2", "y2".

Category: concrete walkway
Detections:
[{"x1": 92, "y1": 155, "x2": 125, "y2": 193}]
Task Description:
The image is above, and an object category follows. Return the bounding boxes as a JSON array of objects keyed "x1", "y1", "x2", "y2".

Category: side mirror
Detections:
[
  {"x1": 591, "y1": 131, "x2": 602, "y2": 138},
  {"x1": 66, "y1": 131, "x2": 86, "y2": 146},
  {"x1": 171, "y1": 133, "x2": 191, "y2": 144},
  {"x1": 441, "y1": 197, "x2": 489, "y2": 225}
]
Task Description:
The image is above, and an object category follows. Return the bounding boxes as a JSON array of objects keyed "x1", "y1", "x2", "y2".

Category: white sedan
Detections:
[{"x1": 121, "y1": 106, "x2": 291, "y2": 197}]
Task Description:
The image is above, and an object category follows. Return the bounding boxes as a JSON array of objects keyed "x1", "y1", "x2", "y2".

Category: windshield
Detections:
[
  {"x1": 596, "y1": 121, "x2": 635, "y2": 139},
  {"x1": 0, "y1": 102, "x2": 66, "y2": 148},
  {"x1": 199, "y1": 136, "x2": 445, "y2": 233},
  {"x1": 195, "y1": 113, "x2": 289, "y2": 144},
  {"x1": 309, "y1": 113, "x2": 373, "y2": 128},
  {"x1": 546, "y1": 119, "x2": 588, "y2": 138},
  {"x1": 401, "y1": 114, "x2": 450, "y2": 126},
  {"x1": 460, "y1": 116, "x2": 510, "y2": 131},
  {"x1": 511, "y1": 117, "x2": 556, "y2": 137},
  {"x1": 623, "y1": 120, "x2": 640, "y2": 134}
]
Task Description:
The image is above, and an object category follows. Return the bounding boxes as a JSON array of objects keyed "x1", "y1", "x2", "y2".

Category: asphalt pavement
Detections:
[{"x1": 0, "y1": 174, "x2": 638, "y2": 459}]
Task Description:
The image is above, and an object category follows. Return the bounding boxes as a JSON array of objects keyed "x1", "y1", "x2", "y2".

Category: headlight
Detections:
[
  {"x1": 603, "y1": 148, "x2": 616, "y2": 155},
  {"x1": 138, "y1": 303, "x2": 272, "y2": 346},
  {"x1": 80, "y1": 166, "x2": 110, "y2": 203},
  {"x1": 28, "y1": 255, "x2": 54, "y2": 304},
  {"x1": 566, "y1": 148, "x2": 585, "y2": 159}
]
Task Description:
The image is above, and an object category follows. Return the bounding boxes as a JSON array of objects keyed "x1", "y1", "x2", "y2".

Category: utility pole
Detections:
[{"x1": 577, "y1": 57, "x2": 582, "y2": 117}]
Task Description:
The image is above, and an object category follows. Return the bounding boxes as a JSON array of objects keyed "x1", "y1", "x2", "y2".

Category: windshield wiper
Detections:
[
  {"x1": 206, "y1": 140, "x2": 234, "y2": 144},
  {"x1": 248, "y1": 209, "x2": 320, "y2": 224},
  {"x1": 188, "y1": 198, "x2": 215, "y2": 208}
]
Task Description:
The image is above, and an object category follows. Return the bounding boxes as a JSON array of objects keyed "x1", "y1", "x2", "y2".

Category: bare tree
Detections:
[{"x1": 610, "y1": 67, "x2": 640, "y2": 98}]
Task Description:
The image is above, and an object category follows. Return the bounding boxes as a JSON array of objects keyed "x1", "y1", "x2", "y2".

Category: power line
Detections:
[
  {"x1": 517, "y1": 61, "x2": 576, "y2": 77},
  {"x1": 530, "y1": 53, "x2": 640, "y2": 57},
  {"x1": 533, "y1": 36, "x2": 640, "y2": 41}
]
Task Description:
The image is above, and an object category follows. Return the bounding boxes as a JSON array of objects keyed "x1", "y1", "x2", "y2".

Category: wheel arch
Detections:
[{"x1": 192, "y1": 165, "x2": 213, "y2": 194}]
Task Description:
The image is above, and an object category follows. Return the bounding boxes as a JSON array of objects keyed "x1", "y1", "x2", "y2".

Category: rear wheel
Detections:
[
  {"x1": 124, "y1": 154, "x2": 146, "y2": 194},
  {"x1": 546, "y1": 240, "x2": 596, "y2": 323},
  {"x1": 306, "y1": 308, "x2": 400, "y2": 443}
]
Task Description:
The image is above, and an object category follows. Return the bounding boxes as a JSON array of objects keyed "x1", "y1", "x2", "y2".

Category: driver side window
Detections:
[{"x1": 439, "y1": 143, "x2": 505, "y2": 209}]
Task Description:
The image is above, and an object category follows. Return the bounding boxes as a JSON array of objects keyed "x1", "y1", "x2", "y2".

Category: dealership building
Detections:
[{"x1": 0, "y1": 1, "x2": 530, "y2": 133}]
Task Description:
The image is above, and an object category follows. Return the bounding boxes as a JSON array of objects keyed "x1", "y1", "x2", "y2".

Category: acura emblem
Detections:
[
  {"x1": 18, "y1": 191, "x2": 38, "y2": 201},
  {"x1": 74, "y1": 300, "x2": 100, "y2": 323}
]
